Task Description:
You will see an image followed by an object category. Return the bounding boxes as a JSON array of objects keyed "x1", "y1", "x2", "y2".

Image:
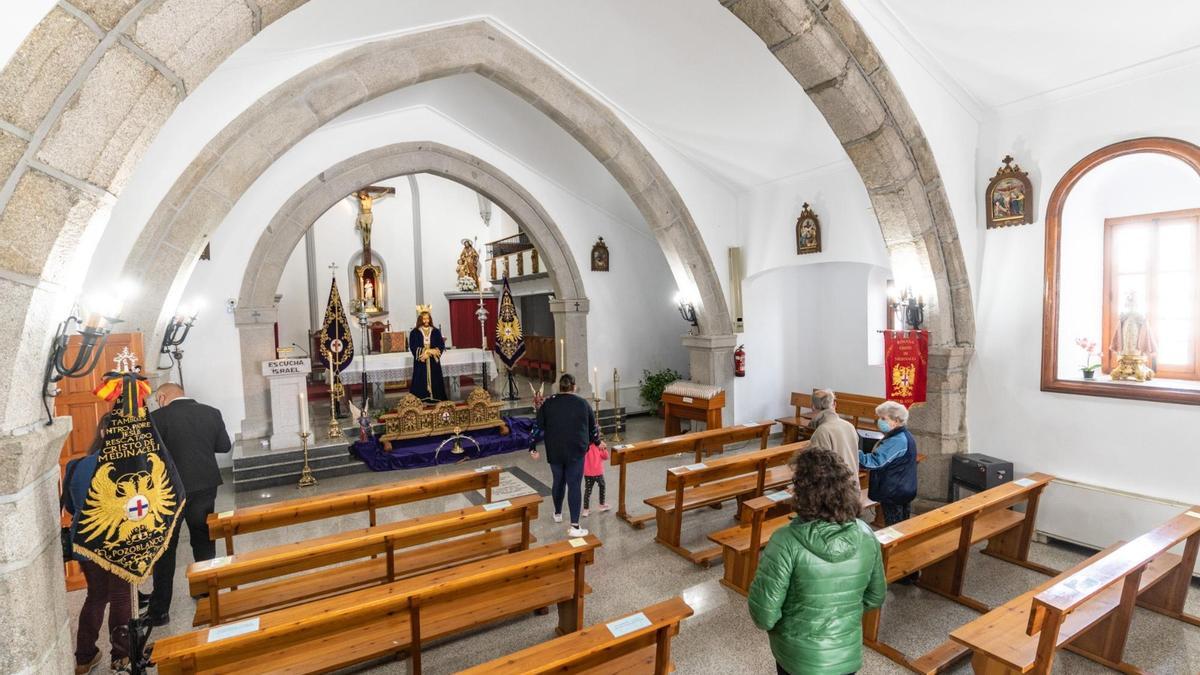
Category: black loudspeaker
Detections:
[{"x1": 948, "y1": 453, "x2": 1013, "y2": 501}]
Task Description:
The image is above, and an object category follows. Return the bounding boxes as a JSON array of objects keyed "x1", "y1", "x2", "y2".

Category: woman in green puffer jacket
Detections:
[{"x1": 748, "y1": 448, "x2": 886, "y2": 675}]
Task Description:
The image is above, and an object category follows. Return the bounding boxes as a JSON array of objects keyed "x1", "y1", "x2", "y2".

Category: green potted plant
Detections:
[
  {"x1": 1075, "y1": 337, "x2": 1100, "y2": 379},
  {"x1": 639, "y1": 368, "x2": 682, "y2": 416}
]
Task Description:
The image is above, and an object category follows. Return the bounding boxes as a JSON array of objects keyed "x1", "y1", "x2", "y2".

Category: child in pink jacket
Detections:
[{"x1": 582, "y1": 442, "x2": 609, "y2": 517}]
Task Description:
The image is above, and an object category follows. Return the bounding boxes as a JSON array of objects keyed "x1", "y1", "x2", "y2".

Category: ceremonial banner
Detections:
[
  {"x1": 74, "y1": 351, "x2": 184, "y2": 584},
  {"x1": 493, "y1": 277, "x2": 525, "y2": 369},
  {"x1": 883, "y1": 330, "x2": 928, "y2": 407},
  {"x1": 318, "y1": 276, "x2": 354, "y2": 374}
]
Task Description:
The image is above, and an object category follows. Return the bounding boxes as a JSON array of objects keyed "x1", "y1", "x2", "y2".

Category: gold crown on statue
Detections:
[{"x1": 415, "y1": 304, "x2": 433, "y2": 316}]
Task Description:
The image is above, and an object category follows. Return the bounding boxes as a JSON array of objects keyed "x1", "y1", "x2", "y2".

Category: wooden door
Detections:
[{"x1": 55, "y1": 332, "x2": 144, "y2": 590}]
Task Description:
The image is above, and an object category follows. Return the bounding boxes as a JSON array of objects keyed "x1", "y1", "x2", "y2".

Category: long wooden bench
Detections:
[
  {"x1": 188, "y1": 494, "x2": 540, "y2": 626},
  {"x1": 153, "y1": 535, "x2": 601, "y2": 675},
  {"x1": 206, "y1": 465, "x2": 502, "y2": 554},
  {"x1": 457, "y1": 596, "x2": 694, "y2": 674},
  {"x1": 862, "y1": 473, "x2": 1057, "y2": 673},
  {"x1": 645, "y1": 441, "x2": 806, "y2": 565},
  {"x1": 951, "y1": 506, "x2": 1200, "y2": 674},
  {"x1": 709, "y1": 487, "x2": 878, "y2": 596},
  {"x1": 777, "y1": 391, "x2": 882, "y2": 444},
  {"x1": 610, "y1": 421, "x2": 775, "y2": 529}
]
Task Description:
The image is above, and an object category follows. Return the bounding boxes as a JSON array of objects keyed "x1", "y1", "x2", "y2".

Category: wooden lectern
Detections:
[{"x1": 661, "y1": 382, "x2": 725, "y2": 436}]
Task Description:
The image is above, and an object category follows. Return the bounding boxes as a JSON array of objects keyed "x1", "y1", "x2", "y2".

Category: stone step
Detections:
[
  {"x1": 233, "y1": 441, "x2": 350, "y2": 469},
  {"x1": 233, "y1": 460, "x2": 371, "y2": 493},
  {"x1": 233, "y1": 451, "x2": 356, "y2": 482}
]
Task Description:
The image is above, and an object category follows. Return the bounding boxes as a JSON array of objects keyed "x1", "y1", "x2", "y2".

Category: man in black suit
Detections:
[{"x1": 143, "y1": 383, "x2": 232, "y2": 625}]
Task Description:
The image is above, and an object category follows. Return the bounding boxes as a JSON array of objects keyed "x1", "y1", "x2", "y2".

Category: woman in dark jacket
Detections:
[
  {"x1": 859, "y1": 400, "x2": 917, "y2": 525},
  {"x1": 748, "y1": 448, "x2": 886, "y2": 675}
]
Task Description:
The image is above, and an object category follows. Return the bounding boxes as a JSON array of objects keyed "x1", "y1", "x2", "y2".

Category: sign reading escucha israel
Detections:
[{"x1": 262, "y1": 358, "x2": 311, "y2": 377}]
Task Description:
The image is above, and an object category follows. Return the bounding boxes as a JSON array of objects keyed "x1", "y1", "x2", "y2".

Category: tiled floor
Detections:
[{"x1": 67, "y1": 415, "x2": 1200, "y2": 673}]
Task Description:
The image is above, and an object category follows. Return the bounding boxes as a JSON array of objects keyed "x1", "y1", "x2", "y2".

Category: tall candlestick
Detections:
[{"x1": 298, "y1": 390, "x2": 310, "y2": 435}]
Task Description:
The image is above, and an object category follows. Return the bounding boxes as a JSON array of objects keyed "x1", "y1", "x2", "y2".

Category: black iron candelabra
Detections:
[
  {"x1": 159, "y1": 310, "x2": 197, "y2": 387},
  {"x1": 42, "y1": 309, "x2": 118, "y2": 424}
]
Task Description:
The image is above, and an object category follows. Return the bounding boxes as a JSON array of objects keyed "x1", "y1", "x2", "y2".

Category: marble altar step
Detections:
[{"x1": 232, "y1": 440, "x2": 366, "y2": 493}]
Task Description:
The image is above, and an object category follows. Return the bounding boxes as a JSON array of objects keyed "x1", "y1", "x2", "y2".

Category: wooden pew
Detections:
[
  {"x1": 206, "y1": 465, "x2": 501, "y2": 554},
  {"x1": 188, "y1": 494, "x2": 540, "y2": 626},
  {"x1": 609, "y1": 421, "x2": 775, "y2": 529},
  {"x1": 457, "y1": 596, "x2": 694, "y2": 675},
  {"x1": 644, "y1": 441, "x2": 806, "y2": 565},
  {"x1": 709, "y1": 487, "x2": 878, "y2": 596},
  {"x1": 777, "y1": 392, "x2": 880, "y2": 443},
  {"x1": 861, "y1": 473, "x2": 1057, "y2": 673},
  {"x1": 153, "y1": 536, "x2": 601, "y2": 675},
  {"x1": 951, "y1": 506, "x2": 1200, "y2": 674}
]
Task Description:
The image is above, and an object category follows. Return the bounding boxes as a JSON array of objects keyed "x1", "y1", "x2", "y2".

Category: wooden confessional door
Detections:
[{"x1": 54, "y1": 332, "x2": 144, "y2": 590}]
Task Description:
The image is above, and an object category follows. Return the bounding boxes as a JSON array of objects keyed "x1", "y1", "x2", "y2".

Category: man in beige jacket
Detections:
[{"x1": 807, "y1": 389, "x2": 860, "y2": 477}]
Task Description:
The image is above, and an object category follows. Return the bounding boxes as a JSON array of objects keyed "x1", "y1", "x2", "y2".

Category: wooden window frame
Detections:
[
  {"x1": 1100, "y1": 208, "x2": 1200, "y2": 380},
  {"x1": 1041, "y1": 137, "x2": 1200, "y2": 405}
]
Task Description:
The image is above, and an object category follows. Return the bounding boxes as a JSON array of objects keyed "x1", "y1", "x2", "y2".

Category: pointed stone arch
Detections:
[{"x1": 234, "y1": 141, "x2": 591, "y2": 436}]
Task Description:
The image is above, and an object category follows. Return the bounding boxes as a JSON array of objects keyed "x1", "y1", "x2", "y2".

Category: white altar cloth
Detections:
[{"x1": 340, "y1": 348, "x2": 492, "y2": 384}]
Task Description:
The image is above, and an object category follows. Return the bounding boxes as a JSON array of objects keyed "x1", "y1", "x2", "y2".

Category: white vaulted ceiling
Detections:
[{"x1": 858, "y1": 0, "x2": 1200, "y2": 110}]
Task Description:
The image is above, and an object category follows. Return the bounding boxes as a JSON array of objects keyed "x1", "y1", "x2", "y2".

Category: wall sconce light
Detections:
[
  {"x1": 160, "y1": 302, "x2": 200, "y2": 387},
  {"x1": 674, "y1": 292, "x2": 698, "y2": 330},
  {"x1": 42, "y1": 299, "x2": 123, "y2": 424},
  {"x1": 902, "y1": 287, "x2": 925, "y2": 330}
]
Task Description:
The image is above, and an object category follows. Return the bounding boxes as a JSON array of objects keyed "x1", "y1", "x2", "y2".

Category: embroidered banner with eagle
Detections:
[
  {"x1": 318, "y1": 276, "x2": 354, "y2": 374},
  {"x1": 883, "y1": 329, "x2": 928, "y2": 407},
  {"x1": 493, "y1": 277, "x2": 525, "y2": 369},
  {"x1": 73, "y1": 352, "x2": 185, "y2": 584}
]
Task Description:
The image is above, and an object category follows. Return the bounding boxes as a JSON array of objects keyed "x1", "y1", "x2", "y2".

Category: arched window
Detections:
[{"x1": 1042, "y1": 137, "x2": 1200, "y2": 404}]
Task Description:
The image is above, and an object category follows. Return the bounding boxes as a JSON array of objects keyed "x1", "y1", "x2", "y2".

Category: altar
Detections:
[{"x1": 340, "y1": 347, "x2": 493, "y2": 403}]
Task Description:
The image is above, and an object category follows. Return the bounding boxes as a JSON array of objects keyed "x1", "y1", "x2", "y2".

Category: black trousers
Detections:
[
  {"x1": 149, "y1": 487, "x2": 217, "y2": 618},
  {"x1": 882, "y1": 501, "x2": 912, "y2": 525},
  {"x1": 549, "y1": 456, "x2": 585, "y2": 525},
  {"x1": 583, "y1": 475, "x2": 606, "y2": 508}
]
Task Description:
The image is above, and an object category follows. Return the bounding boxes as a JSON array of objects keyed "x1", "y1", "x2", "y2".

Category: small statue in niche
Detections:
[
  {"x1": 1109, "y1": 291, "x2": 1156, "y2": 382},
  {"x1": 456, "y1": 239, "x2": 480, "y2": 291}
]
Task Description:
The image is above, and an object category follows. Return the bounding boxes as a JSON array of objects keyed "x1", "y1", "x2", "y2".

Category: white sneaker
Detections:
[
  {"x1": 598, "y1": 503, "x2": 611, "y2": 512},
  {"x1": 552, "y1": 513, "x2": 563, "y2": 523},
  {"x1": 581, "y1": 508, "x2": 590, "y2": 517},
  {"x1": 567, "y1": 526, "x2": 588, "y2": 537}
]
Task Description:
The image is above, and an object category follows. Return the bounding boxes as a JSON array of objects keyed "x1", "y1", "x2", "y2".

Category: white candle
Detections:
[
  {"x1": 298, "y1": 391, "x2": 310, "y2": 435},
  {"x1": 593, "y1": 367, "x2": 598, "y2": 399},
  {"x1": 559, "y1": 338, "x2": 565, "y2": 373}
]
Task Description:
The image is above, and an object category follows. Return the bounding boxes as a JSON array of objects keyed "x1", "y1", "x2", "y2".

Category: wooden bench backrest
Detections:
[
  {"x1": 666, "y1": 442, "x2": 805, "y2": 491},
  {"x1": 455, "y1": 596, "x2": 694, "y2": 675},
  {"x1": 789, "y1": 392, "x2": 813, "y2": 418},
  {"x1": 189, "y1": 494, "x2": 540, "y2": 595},
  {"x1": 1029, "y1": 506, "x2": 1200, "y2": 627},
  {"x1": 610, "y1": 421, "x2": 774, "y2": 466},
  {"x1": 207, "y1": 466, "x2": 502, "y2": 542},
  {"x1": 877, "y1": 473, "x2": 1052, "y2": 554},
  {"x1": 833, "y1": 391, "x2": 884, "y2": 407},
  {"x1": 155, "y1": 536, "x2": 601, "y2": 673}
]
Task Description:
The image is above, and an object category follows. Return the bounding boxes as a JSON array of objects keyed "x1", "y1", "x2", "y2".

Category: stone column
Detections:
[
  {"x1": 549, "y1": 298, "x2": 591, "y2": 398},
  {"x1": 236, "y1": 306, "x2": 279, "y2": 441},
  {"x1": 0, "y1": 421, "x2": 73, "y2": 674},
  {"x1": 681, "y1": 333, "x2": 738, "y2": 422},
  {"x1": 907, "y1": 345, "x2": 972, "y2": 500}
]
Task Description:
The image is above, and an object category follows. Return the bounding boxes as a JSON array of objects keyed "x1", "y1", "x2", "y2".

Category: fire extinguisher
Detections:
[{"x1": 734, "y1": 344, "x2": 746, "y2": 377}]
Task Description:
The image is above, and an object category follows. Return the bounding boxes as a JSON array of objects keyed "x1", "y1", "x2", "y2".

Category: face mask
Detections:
[{"x1": 877, "y1": 419, "x2": 891, "y2": 433}]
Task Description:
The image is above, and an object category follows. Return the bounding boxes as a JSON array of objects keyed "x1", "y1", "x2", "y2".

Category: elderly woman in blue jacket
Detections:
[{"x1": 859, "y1": 400, "x2": 917, "y2": 527}]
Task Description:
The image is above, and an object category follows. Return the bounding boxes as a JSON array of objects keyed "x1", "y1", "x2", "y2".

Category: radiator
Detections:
[{"x1": 1038, "y1": 478, "x2": 1199, "y2": 576}]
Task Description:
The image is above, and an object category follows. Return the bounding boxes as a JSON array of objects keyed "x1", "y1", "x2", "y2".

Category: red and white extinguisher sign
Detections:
[{"x1": 734, "y1": 344, "x2": 746, "y2": 377}]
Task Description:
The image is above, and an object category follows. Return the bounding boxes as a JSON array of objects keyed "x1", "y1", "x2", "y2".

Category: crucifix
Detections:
[{"x1": 352, "y1": 186, "x2": 395, "y2": 266}]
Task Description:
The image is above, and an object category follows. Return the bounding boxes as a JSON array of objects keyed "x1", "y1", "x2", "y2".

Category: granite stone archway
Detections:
[
  {"x1": 724, "y1": 0, "x2": 977, "y2": 492},
  {"x1": 235, "y1": 141, "x2": 592, "y2": 438}
]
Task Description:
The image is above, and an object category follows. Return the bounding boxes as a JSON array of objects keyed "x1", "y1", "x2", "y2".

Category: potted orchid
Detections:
[{"x1": 1075, "y1": 337, "x2": 1100, "y2": 379}]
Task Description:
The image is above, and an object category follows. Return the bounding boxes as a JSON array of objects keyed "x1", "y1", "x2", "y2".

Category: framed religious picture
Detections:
[
  {"x1": 591, "y1": 237, "x2": 610, "y2": 271},
  {"x1": 986, "y1": 155, "x2": 1034, "y2": 229},
  {"x1": 795, "y1": 203, "x2": 821, "y2": 255}
]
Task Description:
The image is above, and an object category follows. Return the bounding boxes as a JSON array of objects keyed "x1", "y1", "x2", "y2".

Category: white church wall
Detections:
[
  {"x1": 734, "y1": 262, "x2": 887, "y2": 424},
  {"x1": 970, "y1": 60, "x2": 1200, "y2": 506},
  {"x1": 177, "y1": 102, "x2": 688, "y2": 445}
]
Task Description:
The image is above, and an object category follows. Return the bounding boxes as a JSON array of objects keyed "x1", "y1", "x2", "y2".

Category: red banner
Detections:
[{"x1": 883, "y1": 330, "x2": 928, "y2": 407}]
